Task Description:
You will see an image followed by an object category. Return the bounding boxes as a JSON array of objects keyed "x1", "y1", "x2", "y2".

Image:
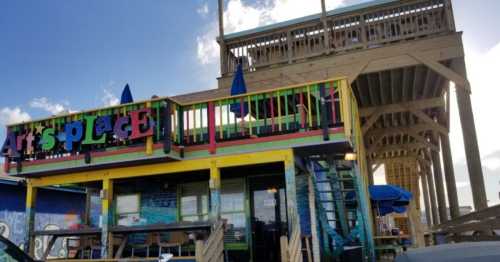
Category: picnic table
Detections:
[{"x1": 34, "y1": 221, "x2": 212, "y2": 260}]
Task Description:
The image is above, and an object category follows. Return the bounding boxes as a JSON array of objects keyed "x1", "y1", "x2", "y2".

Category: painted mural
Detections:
[{"x1": 0, "y1": 183, "x2": 85, "y2": 260}]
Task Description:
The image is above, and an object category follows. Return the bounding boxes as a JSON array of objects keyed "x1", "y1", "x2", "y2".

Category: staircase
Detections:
[{"x1": 306, "y1": 157, "x2": 365, "y2": 259}]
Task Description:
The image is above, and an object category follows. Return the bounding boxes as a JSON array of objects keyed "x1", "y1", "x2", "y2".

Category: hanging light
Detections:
[{"x1": 345, "y1": 152, "x2": 357, "y2": 161}]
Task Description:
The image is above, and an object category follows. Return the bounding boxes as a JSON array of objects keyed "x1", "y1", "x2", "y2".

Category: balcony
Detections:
[
  {"x1": 220, "y1": 0, "x2": 455, "y2": 76},
  {"x1": 2, "y1": 78, "x2": 361, "y2": 176}
]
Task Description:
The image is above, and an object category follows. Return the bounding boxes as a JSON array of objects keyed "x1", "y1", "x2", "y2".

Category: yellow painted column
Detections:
[
  {"x1": 209, "y1": 161, "x2": 221, "y2": 220},
  {"x1": 25, "y1": 182, "x2": 37, "y2": 257},
  {"x1": 101, "y1": 178, "x2": 114, "y2": 258}
]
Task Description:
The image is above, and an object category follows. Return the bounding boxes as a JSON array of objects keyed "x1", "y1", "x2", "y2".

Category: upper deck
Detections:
[
  {"x1": 218, "y1": 0, "x2": 455, "y2": 80},
  {"x1": 2, "y1": 78, "x2": 360, "y2": 177}
]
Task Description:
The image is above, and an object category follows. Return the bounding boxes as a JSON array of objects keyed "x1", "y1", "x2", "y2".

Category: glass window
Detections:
[
  {"x1": 116, "y1": 194, "x2": 141, "y2": 226},
  {"x1": 221, "y1": 178, "x2": 246, "y2": 244},
  {"x1": 180, "y1": 182, "x2": 208, "y2": 222}
]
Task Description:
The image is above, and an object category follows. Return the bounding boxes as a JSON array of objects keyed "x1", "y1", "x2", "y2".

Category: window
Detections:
[
  {"x1": 221, "y1": 178, "x2": 246, "y2": 244},
  {"x1": 180, "y1": 182, "x2": 208, "y2": 222},
  {"x1": 116, "y1": 194, "x2": 141, "y2": 226}
]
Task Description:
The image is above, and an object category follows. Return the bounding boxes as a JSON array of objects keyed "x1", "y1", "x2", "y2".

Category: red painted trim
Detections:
[
  {"x1": 184, "y1": 127, "x2": 344, "y2": 152},
  {"x1": 3, "y1": 159, "x2": 9, "y2": 173},
  {"x1": 12, "y1": 127, "x2": 344, "y2": 169},
  {"x1": 12, "y1": 141, "x2": 173, "y2": 168}
]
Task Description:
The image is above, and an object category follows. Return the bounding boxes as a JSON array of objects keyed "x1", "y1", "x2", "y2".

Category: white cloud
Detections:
[
  {"x1": 102, "y1": 88, "x2": 120, "y2": 107},
  {"x1": 197, "y1": 2, "x2": 209, "y2": 17},
  {"x1": 29, "y1": 97, "x2": 73, "y2": 115},
  {"x1": 0, "y1": 107, "x2": 31, "y2": 126},
  {"x1": 196, "y1": 0, "x2": 346, "y2": 65}
]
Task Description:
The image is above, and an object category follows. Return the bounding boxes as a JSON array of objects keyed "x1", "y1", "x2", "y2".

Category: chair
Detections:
[
  {"x1": 155, "y1": 231, "x2": 189, "y2": 257},
  {"x1": 130, "y1": 233, "x2": 155, "y2": 258}
]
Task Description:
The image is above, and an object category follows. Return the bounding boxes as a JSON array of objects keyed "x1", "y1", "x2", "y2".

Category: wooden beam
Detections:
[
  {"x1": 361, "y1": 108, "x2": 384, "y2": 133},
  {"x1": 366, "y1": 126, "x2": 438, "y2": 152},
  {"x1": 370, "y1": 142, "x2": 428, "y2": 155},
  {"x1": 410, "y1": 109, "x2": 448, "y2": 136},
  {"x1": 360, "y1": 97, "x2": 444, "y2": 117},
  {"x1": 409, "y1": 52, "x2": 470, "y2": 92}
]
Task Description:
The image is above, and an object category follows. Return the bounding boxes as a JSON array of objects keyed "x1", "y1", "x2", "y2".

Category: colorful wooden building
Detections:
[{"x1": 1, "y1": 0, "x2": 487, "y2": 261}]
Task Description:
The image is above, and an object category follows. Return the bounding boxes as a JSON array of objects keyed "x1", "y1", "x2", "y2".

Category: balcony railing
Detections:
[
  {"x1": 221, "y1": 0, "x2": 454, "y2": 75},
  {"x1": 3, "y1": 78, "x2": 358, "y2": 173}
]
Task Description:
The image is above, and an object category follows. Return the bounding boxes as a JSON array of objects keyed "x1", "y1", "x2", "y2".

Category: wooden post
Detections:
[
  {"x1": 101, "y1": 178, "x2": 114, "y2": 259},
  {"x1": 367, "y1": 158, "x2": 374, "y2": 186},
  {"x1": 425, "y1": 162, "x2": 440, "y2": 225},
  {"x1": 84, "y1": 188, "x2": 93, "y2": 226},
  {"x1": 218, "y1": 0, "x2": 227, "y2": 75},
  {"x1": 440, "y1": 133, "x2": 460, "y2": 218},
  {"x1": 430, "y1": 134, "x2": 448, "y2": 222},
  {"x1": 284, "y1": 153, "x2": 300, "y2": 234},
  {"x1": 307, "y1": 175, "x2": 320, "y2": 262},
  {"x1": 420, "y1": 170, "x2": 433, "y2": 227},
  {"x1": 209, "y1": 161, "x2": 221, "y2": 220},
  {"x1": 280, "y1": 236, "x2": 289, "y2": 262},
  {"x1": 25, "y1": 183, "x2": 37, "y2": 257},
  {"x1": 452, "y1": 58, "x2": 488, "y2": 210},
  {"x1": 195, "y1": 240, "x2": 204, "y2": 262},
  {"x1": 320, "y1": 0, "x2": 330, "y2": 54},
  {"x1": 408, "y1": 200, "x2": 425, "y2": 248}
]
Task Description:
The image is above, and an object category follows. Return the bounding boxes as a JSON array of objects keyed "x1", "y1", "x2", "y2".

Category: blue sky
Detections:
[{"x1": 1, "y1": 0, "x2": 500, "y2": 207}]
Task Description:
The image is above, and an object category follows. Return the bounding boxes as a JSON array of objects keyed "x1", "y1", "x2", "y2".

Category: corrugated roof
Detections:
[{"x1": 224, "y1": 0, "x2": 399, "y2": 40}]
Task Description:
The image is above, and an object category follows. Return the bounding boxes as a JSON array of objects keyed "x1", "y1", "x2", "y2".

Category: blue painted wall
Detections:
[{"x1": 0, "y1": 182, "x2": 85, "y2": 260}]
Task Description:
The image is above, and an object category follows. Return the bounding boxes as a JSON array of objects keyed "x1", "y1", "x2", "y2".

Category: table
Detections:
[
  {"x1": 374, "y1": 235, "x2": 410, "y2": 260},
  {"x1": 110, "y1": 221, "x2": 213, "y2": 258}
]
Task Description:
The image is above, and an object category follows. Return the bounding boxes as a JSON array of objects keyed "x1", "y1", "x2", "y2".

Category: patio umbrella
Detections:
[
  {"x1": 120, "y1": 84, "x2": 134, "y2": 104},
  {"x1": 395, "y1": 241, "x2": 500, "y2": 262},
  {"x1": 369, "y1": 185, "x2": 412, "y2": 216},
  {"x1": 230, "y1": 63, "x2": 248, "y2": 118}
]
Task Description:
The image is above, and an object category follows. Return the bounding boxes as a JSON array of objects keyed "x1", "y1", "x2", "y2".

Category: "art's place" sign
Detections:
[{"x1": 2, "y1": 108, "x2": 158, "y2": 159}]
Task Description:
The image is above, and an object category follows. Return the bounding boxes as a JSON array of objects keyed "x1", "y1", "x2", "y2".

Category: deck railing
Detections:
[
  {"x1": 4, "y1": 78, "x2": 357, "y2": 170},
  {"x1": 221, "y1": 0, "x2": 454, "y2": 75},
  {"x1": 171, "y1": 78, "x2": 353, "y2": 150},
  {"x1": 433, "y1": 204, "x2": 500, "y2": 242}
]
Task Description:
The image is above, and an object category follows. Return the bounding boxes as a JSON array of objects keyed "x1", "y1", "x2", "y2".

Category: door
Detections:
[{"x1": 249, "y1": 175, "x2": 288, "y2": 262}]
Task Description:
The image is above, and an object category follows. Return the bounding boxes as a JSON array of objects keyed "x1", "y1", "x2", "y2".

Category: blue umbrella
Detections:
[
  {"x1": 120, "y1": 84, "x2": 134, "y2": 104},
  {"x1": 369, "y1": 185, "x2": 413, "y2": 216},
  {"x1": 230, "y1": 64, "x2": 248, "y2": 118}
]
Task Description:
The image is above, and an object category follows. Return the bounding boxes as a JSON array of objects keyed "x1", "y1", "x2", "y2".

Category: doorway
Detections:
[{"x1": 249, "y1": 175, "x2": 288, "y2": 262}]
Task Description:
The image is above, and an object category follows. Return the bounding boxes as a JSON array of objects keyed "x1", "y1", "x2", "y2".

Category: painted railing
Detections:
[
  {"x1": 171, "y1": 78, "x2": 353, "y2": 150},
  {"x1": 4, "y1": 78, "x2": 358, "y2": 173},
  {"x1": 221, "y1": 0, "x2": 455, "y2": 75},
  {"x1": 3, "y1": 98, "x2": 174, "y2": 171}
]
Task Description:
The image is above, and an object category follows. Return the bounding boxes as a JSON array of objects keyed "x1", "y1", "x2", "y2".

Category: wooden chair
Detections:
[
  {"x1": 155, "y1": 231, "x2": 189, "y2": 257},
  {"x1": 130, "y1": 233, "x2": 155, "y2": 258}
]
